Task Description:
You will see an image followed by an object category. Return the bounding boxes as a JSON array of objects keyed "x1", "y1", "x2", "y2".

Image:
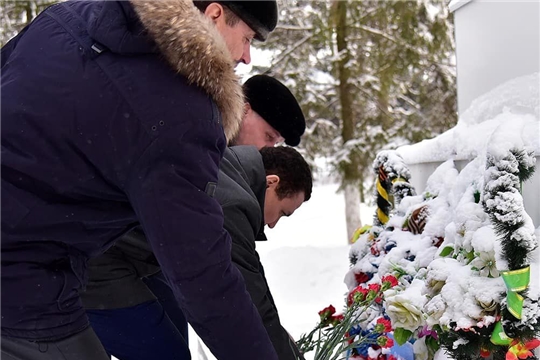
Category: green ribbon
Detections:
[
  {"x1": 351, "y1": 225, "x2": 372, "y2": 243},
  {"x1": 501, "y1": 266, "x2": 530, "y2": 319},
  {"x1": 490, "y1": 266, "x2": 530, "y2": 346},
  {"x1": 490, "y1": 321, "x2": 512, "y2": 346}
]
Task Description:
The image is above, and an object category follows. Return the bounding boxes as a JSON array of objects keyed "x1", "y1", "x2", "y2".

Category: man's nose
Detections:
[{"x1": 241, "y1": 43, "x2": 251, "y2": 65}]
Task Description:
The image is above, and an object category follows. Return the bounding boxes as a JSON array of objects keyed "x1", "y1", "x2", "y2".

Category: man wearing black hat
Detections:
[
  {"x1": 81, "y1": 75, "x2": 307, "y2": 360},
  {"x1": 1, "y1": 0, "x2": 281, "y2": 359},
  {"x1": 232, "y1": 75, "x2": 306, "y2": 148}
]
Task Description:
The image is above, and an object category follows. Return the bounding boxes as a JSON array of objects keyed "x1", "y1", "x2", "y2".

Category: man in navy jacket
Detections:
[
  {"x1": 1, "y1": 1, "x2": 280, "y2": 359},
  {"x1": 82, "y1": 75, "x2": 308, "y2": 360}
]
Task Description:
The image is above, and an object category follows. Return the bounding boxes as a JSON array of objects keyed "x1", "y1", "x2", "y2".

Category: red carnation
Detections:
[
  {"x1": 381, "y1": 275, "x2": 399, "y2": 289},
  {"x1": 330, "y1": 314, "x2": 344, "y2": 326},
  {"x1": 318, "y1": 305, "x2": 336, "y2": 316},
  {"x1": 374, "y1": 318, "x2": 392, "y2": 333},
  {"x1": 377, "y1": 335, "x2": 394, "y2": 348},
  {"x1": 347, "y1": 285, "x2": 369, "y2": 305},
  {"x1": 355, "y1": 272, "x2": 370, "y2": 285}
]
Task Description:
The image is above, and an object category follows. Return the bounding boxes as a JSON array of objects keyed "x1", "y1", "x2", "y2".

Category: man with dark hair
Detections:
[
  {"x1": 84, "y1": 145, "x2": 312, "y2": 360},
  {"x1": 1, "y1": 1, "x2": 280, "y2": 359},
  {"x1": 82, "y1": 75, "x2": 309, "y2": 360}
]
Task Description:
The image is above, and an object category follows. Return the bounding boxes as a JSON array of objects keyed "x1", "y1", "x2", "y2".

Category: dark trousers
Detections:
[
  {"x1": 87, "y1": 300, "x2": 190, "y2": 360},
  {"x1": 143, "y1": 272, "x2": 189, "y2": 342},
  {"x1": 1, "y1": 326, "x2": 109, "y2": 360}
]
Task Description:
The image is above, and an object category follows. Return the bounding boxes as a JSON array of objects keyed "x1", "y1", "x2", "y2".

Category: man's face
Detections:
[
  {"x1": 233, "y1": 104, "x2": 285, "y2": 149},
  {"x1": 264, "y1": 175, "x2": 305, "y2": 229},
  {"x1": 205, "y1": 3, "x2": 255, "y2": 65}
]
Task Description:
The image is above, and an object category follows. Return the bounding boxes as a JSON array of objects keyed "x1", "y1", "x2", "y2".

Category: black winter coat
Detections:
[
  {"x1": 1, "y1": 1, "x2": 276, "y2": 359},
  {"x1": 84, "y1": 146, "x2": 304, "y2": 360}
]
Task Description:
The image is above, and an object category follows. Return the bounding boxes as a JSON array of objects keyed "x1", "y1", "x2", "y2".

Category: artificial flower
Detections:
[
  {"x1": 418, "y1": 325, "x2": 438, "y2": 340},
  {"x1": 470, "y1": 251, "x2": 500, "y2": 278},
  {"x1": 424, "y1": 295, "x2": 446, "y2": 327},
  {"x1": 506, "y1": 339, "x2": 540, "y2": 360},
  {"x1": 385, "y1": 288, "x2": 425, "y2": 332},
  {"x1": 480, "y1": 348, "x2": 491, "y2": 358}
]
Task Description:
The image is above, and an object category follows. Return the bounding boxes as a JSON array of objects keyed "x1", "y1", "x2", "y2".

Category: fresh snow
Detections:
[{"x1": 397, "y1": 72, "x2": 539, "y2": 164}]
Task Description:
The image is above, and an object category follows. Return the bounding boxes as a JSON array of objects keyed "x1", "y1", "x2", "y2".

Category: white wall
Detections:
[
  {"x1": 453, "y1": 0, "x2": 540, "y2": 114},
  {"x1": 408, "y1": 157, "x2": 540, "y2": 228}
]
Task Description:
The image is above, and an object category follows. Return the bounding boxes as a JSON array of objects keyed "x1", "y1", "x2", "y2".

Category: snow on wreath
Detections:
[{"x1": 296, "y1": 146, "x2": 539, "y2": 360}]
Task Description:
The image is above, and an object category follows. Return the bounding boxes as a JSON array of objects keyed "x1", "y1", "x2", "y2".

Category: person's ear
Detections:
[
  {"x1": 266, "y1": 175, "x2": 280, "y2": 189},
  {"x1": 243, "y1": 102, "x2": 251, "y2": 117},
  {"x1": 204, "y1": 3, "x2": 224, "y2": 23}
]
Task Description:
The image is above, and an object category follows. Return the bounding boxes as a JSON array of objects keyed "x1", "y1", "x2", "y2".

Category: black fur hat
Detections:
[
  {"x1": 243, "y1": 75, "x2": 306, "y2": 146},
  {"x1": 219, "y1": 1, "x2": 278, "y2": 41}
]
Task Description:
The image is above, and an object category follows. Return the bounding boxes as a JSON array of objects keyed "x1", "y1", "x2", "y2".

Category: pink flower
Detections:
[{"x1": 418, "y1": 326, "x2": 438, "y2": 340}]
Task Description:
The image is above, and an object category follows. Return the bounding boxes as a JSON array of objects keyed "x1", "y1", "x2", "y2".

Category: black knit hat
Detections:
[
  {"x1": 217, "y1": 1, "x2": 278, "y2": 41},
  {"x1": 243, "y1": 75, "x2": 306, "y2": 146}
]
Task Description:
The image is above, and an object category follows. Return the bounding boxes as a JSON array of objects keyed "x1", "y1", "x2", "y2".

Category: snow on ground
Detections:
[{"x1": 189, "y1": 183, "x2": 376, "y2": 360}]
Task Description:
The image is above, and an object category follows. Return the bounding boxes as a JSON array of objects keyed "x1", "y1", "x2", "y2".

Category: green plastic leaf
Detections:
[
  {"x1": 439, "y1": 246, "x2": 453, "y2": 257},
  {"x1": 393, "y1": 327, "x2": 413, "y2": 345},
  {"x1": 425, "y1": 335, "x2": 440, "y2": 353}
]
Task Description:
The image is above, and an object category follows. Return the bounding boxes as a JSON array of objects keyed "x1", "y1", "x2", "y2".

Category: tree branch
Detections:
[{"x1": 264, "y1": 33, "x2": 315, "y2": 72}]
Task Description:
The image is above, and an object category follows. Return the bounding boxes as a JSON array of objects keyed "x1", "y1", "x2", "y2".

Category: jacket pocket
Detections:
[{"x1": 56, "y1": 251, "x2": 88, "y2": 311}]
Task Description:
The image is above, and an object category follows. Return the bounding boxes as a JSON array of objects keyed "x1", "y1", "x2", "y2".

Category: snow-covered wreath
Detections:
[{"x1": 339, "y1": 144, "x2": 540, "y2": 360}]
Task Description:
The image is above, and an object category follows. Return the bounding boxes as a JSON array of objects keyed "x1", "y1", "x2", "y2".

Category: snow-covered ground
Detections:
[{"x1": 189, "y1": 183, "x2": 376, "y2": 360}]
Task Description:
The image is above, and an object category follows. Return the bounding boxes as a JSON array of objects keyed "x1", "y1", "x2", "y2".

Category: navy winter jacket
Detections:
[{"x1": 1, "y1": 1, "x2": 277, "y2": 359}]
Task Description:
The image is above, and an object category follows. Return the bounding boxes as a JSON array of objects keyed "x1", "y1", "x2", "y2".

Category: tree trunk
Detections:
[
  {"x1": 344, "y1": 183, "x2": 361, "y2": 243},
  {"x1": 335, "y1": 0, "x2": 362, "y2": 243},
  {"x1": 359, "y1": 176, "x2": 366, "y2": 204}
]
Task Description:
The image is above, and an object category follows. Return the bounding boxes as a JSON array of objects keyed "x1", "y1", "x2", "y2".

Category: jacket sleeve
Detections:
[
  {"x1": 224, "y1": 205, "x2": 305, "y2": 360},
  {"x1": 124, "y1": 113, "x2": 277, "y2": 360}
]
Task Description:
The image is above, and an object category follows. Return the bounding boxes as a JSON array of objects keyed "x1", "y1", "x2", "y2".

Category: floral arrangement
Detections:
[
  {"x1": 297, "y1": 275, "x2": 402, "y2": 360},
  {"x1": 305, "y1": 146, "x2": 539, "y2": 360}
]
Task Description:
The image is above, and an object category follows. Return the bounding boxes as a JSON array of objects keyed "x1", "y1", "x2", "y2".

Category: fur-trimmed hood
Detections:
[{"x1": 130, "y1": 0, "x2": 244, "y2": 142}]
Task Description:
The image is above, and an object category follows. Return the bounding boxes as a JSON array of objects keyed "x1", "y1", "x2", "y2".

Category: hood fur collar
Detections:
[{"x1": 130, "y1": 0, "x2": 244, "y2": 141}]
